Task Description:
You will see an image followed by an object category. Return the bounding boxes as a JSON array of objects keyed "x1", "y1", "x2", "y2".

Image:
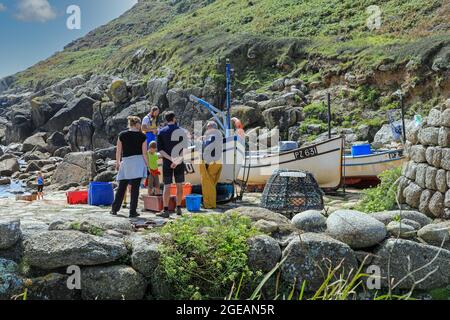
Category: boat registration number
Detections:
[
  {"x1": 293, "y1": 146, "x2": 318, "y2": 160},
  {"x1": 388, "y1": 150, "x2": 403, "y2": 160}
]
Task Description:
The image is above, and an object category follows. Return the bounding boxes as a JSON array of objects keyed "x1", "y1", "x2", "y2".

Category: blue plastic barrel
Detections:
[
  {"x1": 185, "y1": 194, "x2": 202, "y2": 212},
  {"x1": 351, "y1": 144, "x2": 371, "y2": 156},
  {"x1": 88, "y1": 182, "x2": 114, "y2": 206}
]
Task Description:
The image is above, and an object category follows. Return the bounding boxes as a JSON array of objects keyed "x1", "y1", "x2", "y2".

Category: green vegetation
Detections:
[
  {"x1": 13, "y1": 0, "x2": 448, "y2": 91},
  {"x1": 230, "y1": 254, "x2": 415, "y2": 300},
  {"x1": 69, "y1": 222, "x2": 105, "y2": 237},
  {"x1": 155, "y1": 213, "x2": 261, "y2": 299},
  {"x1": 356, "y1": 167, "x2": 402, "y2": 213}
]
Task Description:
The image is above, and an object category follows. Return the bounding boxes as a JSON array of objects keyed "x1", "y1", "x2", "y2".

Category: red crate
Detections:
[
  {"x1": 169, "y1": 183, "x2": 192, "y2": 207},
  {"x1": 143, "y1": 195, "x2": 176, "y2": 212},
  {"x1": 67, "y1": 190, "x2": 88, "y2": 205}
]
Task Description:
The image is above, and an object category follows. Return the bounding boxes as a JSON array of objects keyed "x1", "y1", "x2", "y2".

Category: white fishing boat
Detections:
[
  {"x1": 343, "y1": 149, "x2": 405, "y2": 186},
  {"x1": 238, "y1": 136, "x2": 345, "y2": 189},
  {"x1": 182, "y1": 135, "x2": 246, "y2": 185},
  {"x1": 176, "y1": 60, "x2": 246, "y2": 186}
]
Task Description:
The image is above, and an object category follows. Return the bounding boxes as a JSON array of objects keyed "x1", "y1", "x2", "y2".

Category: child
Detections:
[
  {"x1": 147, "y1": 141, "x2": 161, "y2": 196},
  {"x1": 36, "y1": 172, "x2": 45, "y2": 200}
]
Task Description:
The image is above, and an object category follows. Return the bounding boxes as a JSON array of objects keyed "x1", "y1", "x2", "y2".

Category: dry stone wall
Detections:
[{"x1": 399, "y1": 99, "x2": 450, "y2": 219}]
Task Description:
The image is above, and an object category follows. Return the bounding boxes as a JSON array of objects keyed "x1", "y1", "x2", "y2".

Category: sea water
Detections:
[{"x1": 0, "y1": 180, "x2": 27, "y2": 198}]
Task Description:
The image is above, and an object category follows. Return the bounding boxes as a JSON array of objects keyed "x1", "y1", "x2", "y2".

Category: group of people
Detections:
[{"x1": 110, "y1": 107, "x2": 189, "y2": 218}]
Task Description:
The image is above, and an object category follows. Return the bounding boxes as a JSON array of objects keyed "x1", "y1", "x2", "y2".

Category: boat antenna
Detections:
[
  {"x1": 394, "y1": 89, "x2": 406, "y2": 143},
  {"x1": 226, "y1": 59, "x2": 232, "y2": 134},
  {"x1": 327, "y1": 92, "x2": 332, "y2": 139}
]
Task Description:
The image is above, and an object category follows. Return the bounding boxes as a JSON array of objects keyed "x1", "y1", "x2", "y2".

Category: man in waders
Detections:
[{"x1": 199, "y1": 121, "x2": 222, "y2": 209}]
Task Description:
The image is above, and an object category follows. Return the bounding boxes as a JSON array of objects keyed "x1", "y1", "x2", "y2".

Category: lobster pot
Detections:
[{"x1": 261, "y1": 169, "x2": 324, "y2": 218}]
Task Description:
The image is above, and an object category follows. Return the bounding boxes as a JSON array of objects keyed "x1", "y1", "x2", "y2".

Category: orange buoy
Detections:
[{"x1": 231, "y1": 117, "x2": 245, "y2": 138}]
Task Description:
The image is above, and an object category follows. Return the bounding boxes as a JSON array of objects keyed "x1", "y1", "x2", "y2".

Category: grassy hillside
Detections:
[{"x1": 14, "y1": 0, "x2": 449, "y2": 90}]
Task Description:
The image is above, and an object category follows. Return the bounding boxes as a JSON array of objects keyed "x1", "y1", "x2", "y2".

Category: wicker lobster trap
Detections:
[{"x1": 261, "y1": 169, "x2": 324, "y2": 218}]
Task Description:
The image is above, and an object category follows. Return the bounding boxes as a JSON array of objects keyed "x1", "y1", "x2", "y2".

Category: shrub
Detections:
[
  {"x1": 155, "y1": 213, "x2": 261, "y2": 299},
  {"x1": 303, "y1": 102, "x2": 328, "y2": 120},
  {"x1": 356, "y1": 167, "x2": 402, "y2": 213}
]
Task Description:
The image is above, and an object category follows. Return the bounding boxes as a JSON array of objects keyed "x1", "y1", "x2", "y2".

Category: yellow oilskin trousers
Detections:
[{"x1": 199, "y1": 161, "x2": 223, "y2": 209}]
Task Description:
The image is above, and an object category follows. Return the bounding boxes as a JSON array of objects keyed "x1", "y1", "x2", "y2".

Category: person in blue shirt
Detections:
[
  {"x1": 157, "y1": 111, "x2": 189, "y2": 218},
  {"x1": 36, "y1": 172, "x2": 45, "y2": 200},
  {"x1": 142, "y1": 106, "x2": 160, "y2": 146}
]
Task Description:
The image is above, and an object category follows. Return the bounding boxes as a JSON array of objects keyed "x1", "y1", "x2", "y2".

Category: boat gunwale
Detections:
[
  {"x1": 246, "y1": 135, "x2": 344, "y2": 158},
  {"x1": 344, "y1": 149, "x2": 404, "y2": 159},
  {"x1": 344, "y1": 157, "x2": 405, "y2": 167}
]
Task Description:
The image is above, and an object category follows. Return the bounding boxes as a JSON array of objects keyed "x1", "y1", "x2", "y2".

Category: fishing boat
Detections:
[
  {"x1": 343, "y1": 148, "x2": 405, "y2": 186},
  {"x1": 238, "y1": 136, "x2": 345, "y2": 190},
  {"x1": 181, "y1": 135, "x2": 246, "y2": 185},
  {"x1": 173, "y1": 59, "x2": 245, "y2": 186}
]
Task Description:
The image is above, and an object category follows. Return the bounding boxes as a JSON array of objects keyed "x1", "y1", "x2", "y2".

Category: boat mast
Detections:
[
  {"x1": 327, "y1": 92, "x2": 332, "y2": 139},
  {"x1": 226, "y1": 59, "x2": 232, "y2": 136}
]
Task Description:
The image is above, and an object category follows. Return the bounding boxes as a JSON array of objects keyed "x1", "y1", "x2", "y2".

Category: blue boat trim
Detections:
[
  {"x1": 344, "y1": 149, "x2": 403, "y2": 159},
  {"x1": 344, "y1": 157, "x2": 404, "y2": 167}
]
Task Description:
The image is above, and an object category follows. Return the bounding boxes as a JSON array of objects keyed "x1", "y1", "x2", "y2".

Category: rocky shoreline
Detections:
[{"x1": 0, "y1": 190, "x2": 449, "y2": 300}]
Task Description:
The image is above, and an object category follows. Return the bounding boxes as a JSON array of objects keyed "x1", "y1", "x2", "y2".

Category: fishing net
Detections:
[{"x1": 261, "y1": 169, "x2": 324, "y2": 218}]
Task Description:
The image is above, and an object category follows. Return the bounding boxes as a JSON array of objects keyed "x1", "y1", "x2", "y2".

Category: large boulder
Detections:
[
  {"x1": 372, "y1": 239, "x2": 450, "y2": 290},
  {"x1": 27, "y1": 273, "x2": 80, "y2": 300},
  {"x1": 147, "y1": 77, "x2": 169, "y2": 108},
  {"x1": 49, "y1": 213, "x2": 133, "y2": 234},
  {"x1": 81, "y1": 265, "x2": 147, "y2": 300},
  {"x1": 0, "y1": 157, "x2": 19, "y2": 177},
  {"x1": 94, "y1": 170, "x2": 116, "y2": 182},
  {"x1": 373, "y1": 123, "x2": 400, "y2": 147},
  {"x1": 46, "y1": 132, "x2": 68, "y2": 154},
  {"x1": 326, "y1": 210, "x2": 387, "y2": 249},
  {"x1": 417, "y1": 222, "x2": 450, "y2": 245},
  {"x1": 291, "y1": 210, "x2": 326, "y2": 232},
  {"x1": 105, "y1": 101, "x2": 149, "y2": 141},
  {"x1": 370, "y1": 210, "x2": 432, "y2": 228},
  {"x1": 281, "y1": 233, "x2": 358, "y2": 292},
  {"x1": 386, "y1": 221, "x2": 416, "y2": 239},
  {"x1": 0, "y1": 259, "x2": 23, "y2": 300},
  {"x1": 226, "y1": 206, "x2": 291, "y2": 225},
  {"x1": 44, "y1": 96, "x2": 95, "y2": 132},
  {"x1": 230, "y1": 105, "x2": 264, "y2": 128},
  {"x1": 109, "y1": 79, "x2": 129, "y2": 104},
  {"x1": 30, "y1": 93, "x2": 67, "y2": 128},
  {"x1": 0, "y1": 219, "x2": 21, "y2": 250},
  {"x1": 66, "y1": 117, "x2": 94, "y2": 152},
  {"x1": 262, "y1": 106, "x2": 303, "y2": 130},
  {"x1": 53, "y1": 146, "x2": 72, "y2": 158},
  {"x1": 247, "y1": 235, "x2": 281, "y2": 272},
  {"x1": 24, "y1": 230, "x2": 127, "y2": 269},
  {"x1": 127, "y1": 234, "x2": 162, "y2": 278},
  {"x1": 5, "y1": 110, "x2": 34, "y2": 144},
  {"x1": 49, "y1": 75, "x2": 86, "y2": 94},
  {"x1": 95, "y1": 147, "x2": 116, "y2": 161},
  {"x1": 52, "y1": 151, "x2": 96, "y2": 186},
  {"x1": 22, "y1": 132, "x2": 48, "y2": 153},
  {"x1": 166, "y1": 88, "x2": 210, "y2": 128}
]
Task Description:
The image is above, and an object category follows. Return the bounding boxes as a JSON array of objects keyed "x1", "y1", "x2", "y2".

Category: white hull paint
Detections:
[
  {"x1": 161, "y1": 136, "x2": 246, "y2": 186},
  {"x1": 344, "y1": 149, "x2": 405, "y2": 179},
  {"x1": 238, "y1": 136, "x2": 344, "y2": 189}
]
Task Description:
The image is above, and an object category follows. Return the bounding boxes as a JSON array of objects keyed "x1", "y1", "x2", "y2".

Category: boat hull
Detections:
[
  {"x1": 343, "y1": 149, "x2": 405, "y2": 185},
  {"x1": 238, "y1": 136, "x2": 344, "y2": 189},
  {"x1": 160, "y1": 136, "x2": 246, "y2": 186}
]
